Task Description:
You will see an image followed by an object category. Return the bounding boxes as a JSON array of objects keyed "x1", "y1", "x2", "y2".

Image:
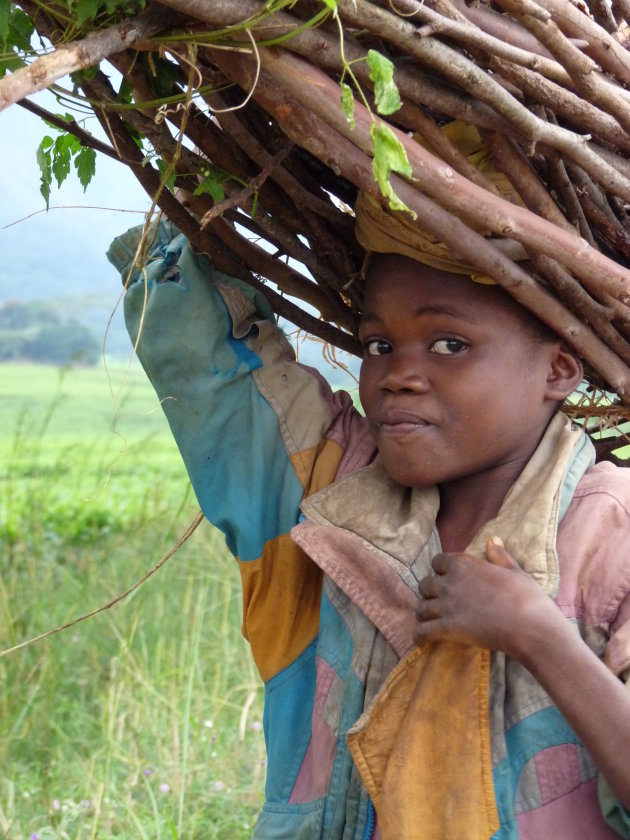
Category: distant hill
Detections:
[
  {"x1": 0, "y1": 293, "x2": 360, "y2": 387},
  {"x1": 0, "y1": 299, "x2": 101, "y2": 365},
  {"x1": 45, "y1": 292, "x2": 133, "y2": 358},
  {"x1": 0, "y1": 295, "x2": 130, "y2": 360}
]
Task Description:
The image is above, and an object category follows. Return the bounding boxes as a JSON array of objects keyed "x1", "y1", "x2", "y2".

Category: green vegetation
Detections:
[{"x1": 0, "y1": 362, "x2": 265, "y2": 839}]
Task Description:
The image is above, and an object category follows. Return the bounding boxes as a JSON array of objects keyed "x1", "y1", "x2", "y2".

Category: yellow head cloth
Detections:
[{"x1": 355, "y1": 122, "x2": 525, "y2": 285}]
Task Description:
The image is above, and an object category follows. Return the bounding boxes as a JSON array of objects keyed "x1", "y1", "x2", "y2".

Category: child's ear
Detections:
[{"x1": 545, "y1": 341, "x2": 583, "y2": 400}]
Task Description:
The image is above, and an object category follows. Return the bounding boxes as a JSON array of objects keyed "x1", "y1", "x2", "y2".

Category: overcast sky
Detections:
[{"x1": 0, "y1": 91, "x2": 152, "y2": 305}]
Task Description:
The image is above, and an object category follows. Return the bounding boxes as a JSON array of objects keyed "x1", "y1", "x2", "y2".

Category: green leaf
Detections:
[
  {"x1": 125, "y1": 124, "x2": 144, "y2": 149},
  {"x1": 151, "y1": 55, "x2": 181, "y2": 97},
  {"x1": 43, "y1": 116, "x2": 65, "y2": 133},
  {"x1": 0, "y1": 54, "x2": 24, "y2": 80},
  {"x1": 71, "y1": 65, "x2": 98, "y2": 87},
  {"x1": 367, "y1": 50, "x2": 401, "y2": 116},
  {"x1": 36, "y1": 144, "x2": 52, "y2": 210},
  {"x1": 51, "y1": 141, "x2": 71, "y2": 188},
  {"x1": 76, "y1": 0, "x2": 102, "y2": 26},
  {"x1": 0, "y1": 0, "x2": 10, "y2": 46},
  {"x1": 56, "y1": 131, "x2": 80, "y2": 155},
  {"x1": 320, "y1": 0, "x2": 337, "y2": 10},
  {"x1": 0, "y1": 4, "x2": 31, "y2": 76},
  {"x1": 193, "y1": 174, "x2": 225, "y2": 203},
  {"x1": 340, "y1": 82, "x2": 355, "y2": 129},
  {"x1": 39, "y1": 135, "x2": 55, "y2": 151},
  {"x1": 116, "y1": 77, "x2": 133, "y2": 104},
  {"x1": 156, "y1": 159, "x2": 176, "y2": 193},
  {"x1": 370, "y1": 121, "x2": 415, "y2": 215},
  {"x1": 8, "y1": 8, "x2": 34, "y2": 50},
  {"x1": 74, "y1": 146, "x2": 96, "y2": 191}
]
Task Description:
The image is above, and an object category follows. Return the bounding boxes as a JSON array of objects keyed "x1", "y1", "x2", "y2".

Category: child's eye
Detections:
[
  {"x1": 430, "y1": 338, "x2": 468, "y2": 355},
  {"x1": 363, "y1": 339, "x2": 392, "y2": 357}
]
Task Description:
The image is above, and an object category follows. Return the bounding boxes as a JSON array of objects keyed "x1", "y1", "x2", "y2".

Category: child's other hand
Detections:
[{"x1": 414, "y1": 537, "x2": 558, "y2": 657}]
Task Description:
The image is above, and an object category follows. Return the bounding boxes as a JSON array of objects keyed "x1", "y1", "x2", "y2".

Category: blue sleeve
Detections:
[{"x1": 107, "y1": 221, "x2": 339, "y2": 561}]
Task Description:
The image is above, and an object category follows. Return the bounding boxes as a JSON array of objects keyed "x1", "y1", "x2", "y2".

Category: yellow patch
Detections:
[
  {"x1": 290, "y1": 438, "x2": 344, "y2": 492},
  {"x1": 239, "y1": 533, "x2": 323, "y2": 683}
]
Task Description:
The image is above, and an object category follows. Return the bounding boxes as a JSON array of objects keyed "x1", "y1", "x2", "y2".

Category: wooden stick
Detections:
[
  {"x1": 0, "y1": 6, "x2": 180, "y2": 111},
  {"x1": 212, "y1": 48, "x2": 630, "y2": 399},
  {"x1": 258, "y1": 46, "x2": 630, "y2": 297}
]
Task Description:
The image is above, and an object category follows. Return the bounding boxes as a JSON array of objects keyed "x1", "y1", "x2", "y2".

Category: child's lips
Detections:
[{"x1": 375, "y1": 411, "x2": 433, "y2": 435}]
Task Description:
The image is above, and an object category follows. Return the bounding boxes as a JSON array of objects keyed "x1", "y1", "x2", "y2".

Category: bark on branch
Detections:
[{"x1": 0, "y1": 6, "x2": 180, "y2": 112}]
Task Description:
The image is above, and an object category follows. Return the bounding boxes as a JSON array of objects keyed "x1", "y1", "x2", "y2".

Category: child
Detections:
[{"x1": 108, "y1": 213, "x2": 630, "y2": 839}]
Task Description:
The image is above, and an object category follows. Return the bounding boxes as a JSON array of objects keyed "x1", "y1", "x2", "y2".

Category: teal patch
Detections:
[
  {"x1": 263, "y1": 639, "x2": 317, "y2": 802},
  {"x1": 491, "y1": 705, "x2": 581, "y2": 839},
  {"x1": 559, "y1": 431, "x2": 596, "y2": 521},
  {"x1": 254, "y1": 796, "x2": 326, "y2": 839},
  {"x1": 599, "y1": 773, "x2": 630, "y2": 838}
]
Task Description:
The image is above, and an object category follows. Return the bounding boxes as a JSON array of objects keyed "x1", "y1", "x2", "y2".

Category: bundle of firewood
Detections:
[{"x1": 3, "y1": 0, "x2": 630, "y2": 438}]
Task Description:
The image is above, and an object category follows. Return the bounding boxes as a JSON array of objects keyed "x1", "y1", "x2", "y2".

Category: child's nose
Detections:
[{"x1": 381, "y1": 352, "x2": 427, "y2": 393}]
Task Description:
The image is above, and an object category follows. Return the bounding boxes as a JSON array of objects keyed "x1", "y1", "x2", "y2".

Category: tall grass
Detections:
[{"x1": 0, "y1": 363, "x2": 265, "y2": 839}]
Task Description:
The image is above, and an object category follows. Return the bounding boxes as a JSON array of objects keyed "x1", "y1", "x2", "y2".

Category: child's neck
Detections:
[
  {"x1": 436, "y1": 509, "x2": 491, "y2": 553},
  {"x1": 435, "y1": 472, "x2": 518, "y2": 553}
]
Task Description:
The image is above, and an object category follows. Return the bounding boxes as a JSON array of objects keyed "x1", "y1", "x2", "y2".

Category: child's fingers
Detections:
[
  {"x1": 416, "y1": 596, "x2": 442, "y2": 623},
  {"x1": 418, "y1": 575, "x2": 439, "y2": 600},
  {"x1": 431, "y1": 552, "x2": 452, "y2": 575},
  {"x1": 485, "y1": 536, "x2": 519, "y2": 570},
  {"x1": 413, "y1": 617, "x2": 443, "y2": 646}
]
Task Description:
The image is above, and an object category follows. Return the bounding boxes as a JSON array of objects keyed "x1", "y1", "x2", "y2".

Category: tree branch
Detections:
[
  {"x1": 535, "y1": 0, "x2": 630, "y2": 84},
  {"x1": 17, "y1": 97, "x2": 119, "y2": 159},
  {"x1": 257, "y1": 45, "x2": 630, "y2": 300},
  {"x1": 0, "y1": 6, "x2": 181, "y2": 112},
  {"x1": 488, "y1": 57, "x2": 630, "y2": 155},
  {"x1": 395, "y1": 0, "x2": 572, "y2": 86},
  {"x1": 211, "y1": 46, "x2": 630, "y2": 400},
  {"x1": 495, "y1": 0, "x2": 630, "y2": 135}
]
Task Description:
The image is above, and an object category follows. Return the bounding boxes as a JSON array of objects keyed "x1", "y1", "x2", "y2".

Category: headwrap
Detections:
[{"x1": 355, "y1": 121, "x2": 527, "y2": 284}]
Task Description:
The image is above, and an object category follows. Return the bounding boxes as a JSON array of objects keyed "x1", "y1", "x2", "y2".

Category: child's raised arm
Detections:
[
  {"x1": 109, "y1": 222, "x2": 358, "y2": 555},
  {"x1": 107, "y1": 221, "x2": 373, "y2": 682}
]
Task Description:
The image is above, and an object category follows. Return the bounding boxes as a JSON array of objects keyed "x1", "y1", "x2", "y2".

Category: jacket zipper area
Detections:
[{"x1": 361, "y1": 797, "x2": 376, "y2": 840}]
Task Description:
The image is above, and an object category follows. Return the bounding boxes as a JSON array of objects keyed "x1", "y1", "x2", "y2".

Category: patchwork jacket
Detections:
[{"x1": 109, "y1": 223, "x2": 630, "y2": 839}]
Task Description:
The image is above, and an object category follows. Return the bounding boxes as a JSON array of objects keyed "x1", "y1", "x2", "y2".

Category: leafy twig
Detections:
[
  {"x1": 17, "y1": 97, "x2": 119, "y2": 159},
  {"x1": 0, "y1": 6, "x2": 179, "y2": 111}
]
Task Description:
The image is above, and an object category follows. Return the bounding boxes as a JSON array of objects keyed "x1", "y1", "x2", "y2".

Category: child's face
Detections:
[{"x1": 358, "y1": 254, "x2": 575, "y2": 490}]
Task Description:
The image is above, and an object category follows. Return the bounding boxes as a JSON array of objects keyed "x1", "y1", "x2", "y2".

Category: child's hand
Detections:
[
  {"x1": 418, "y1": 539, "x2": 630, "y2": 812},
  {"x1": 414, "y1": 537, "x2": 558, "y2": 657}
]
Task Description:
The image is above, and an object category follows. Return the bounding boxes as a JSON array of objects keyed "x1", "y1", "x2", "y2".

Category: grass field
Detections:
[{"x1": 0, "y1": 362, "x2": 266, "y2": 839}]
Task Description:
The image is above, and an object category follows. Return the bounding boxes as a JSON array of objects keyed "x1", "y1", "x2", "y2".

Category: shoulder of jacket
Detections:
[{"x1": 573, "y1": 461, "x2": 630, "y2": 511}]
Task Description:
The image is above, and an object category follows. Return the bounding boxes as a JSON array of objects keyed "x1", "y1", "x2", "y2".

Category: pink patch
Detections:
[
  {"x1": 517, "y1": 778, "x2": 619, "y2": 839},
  {"x1": 534, "y1": 743, "x2": 581, "y2": 805},
  {"x1": 289, "y1": 657, "x2": 338, "y2": 804},
  {"x1": 555, "y1": 467, "x2": 630, "y2": 625}
]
